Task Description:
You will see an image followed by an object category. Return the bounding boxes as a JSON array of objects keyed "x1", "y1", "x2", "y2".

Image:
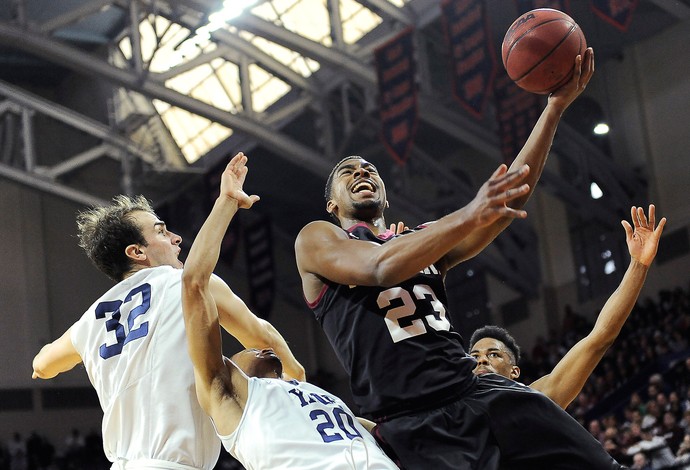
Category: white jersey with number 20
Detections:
[{"x1": 219, "y1": 377, "x2": 398, "y2": 470}]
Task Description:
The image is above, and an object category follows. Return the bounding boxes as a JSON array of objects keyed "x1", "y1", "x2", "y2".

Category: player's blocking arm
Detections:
[
  {"x1": 181, "y1": 194, "x2": 241, "y2": 415},
  {"x1": 530, "y1": 205, "x2": 665, "y2": 408},
  {"x1": 211, "y1": 278, "x2": 305, "y2": 382},
  {"x1": 181, "y1": 153, "x2": 258, "y2": 426}
]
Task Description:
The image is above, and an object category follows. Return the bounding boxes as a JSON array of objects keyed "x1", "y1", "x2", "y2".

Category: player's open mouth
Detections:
[{"x1": 351, "y1": 180, "x2": 375, "y2": 193}]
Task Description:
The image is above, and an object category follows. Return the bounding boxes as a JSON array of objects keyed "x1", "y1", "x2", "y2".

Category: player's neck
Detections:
[{"x1": 340, "y1": 217, "x2": 387, "y2": 235}]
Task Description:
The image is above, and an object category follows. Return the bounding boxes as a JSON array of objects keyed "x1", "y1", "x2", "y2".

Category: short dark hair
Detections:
[
  {"x1": 324, "y1": 156, "x2": 362, "y2": 225},
  {"x1": 76, "y1": 195, "x2": 154, "y2": 281},
  {"x1": 324, "y1": 155, "x2": 363, "y2": 202},
  {"x1": 469, "y1": 325, "x2": 521, "y2": 365}
]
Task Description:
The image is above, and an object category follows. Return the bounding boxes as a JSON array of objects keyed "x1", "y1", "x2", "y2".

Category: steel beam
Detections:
[
  {"x1": 0, "y1": 79, "x2": 163, "y2": 167},
  {"x1": 0, "y1": 21, "x2": 335, "y2": 178},
  {"x1": 0, "y1": 162, "x2": 109, "y2": 207}
]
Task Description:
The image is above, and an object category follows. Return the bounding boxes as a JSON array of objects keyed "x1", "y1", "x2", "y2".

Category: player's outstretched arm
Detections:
[
  {"x1": 530, "y1": 205, "x2": 665, "y2": 408},
  {"x1": 182, "y1": 152, "x2": 259, "y2": 434},
  {"x1": 443, "y1": 48, "x2": 595, "y2": 268},
  {"x1": 32, "y1": 327, "x2": 82, "y2": 379},
  {"x1": 212, "y1": 280, "x2": 305, "y2": 382},
  {"x1": 296, "y1": 163, "x2": 531, "y2": 291}
]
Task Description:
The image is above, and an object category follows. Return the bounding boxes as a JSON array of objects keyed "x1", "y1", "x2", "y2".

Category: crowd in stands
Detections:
[
  {"x1": 520, "y1": 284, "x2": 690, "y2": 469},
  {"x1": 2, "y1": 285, "x2": 689, "y2": 470}
]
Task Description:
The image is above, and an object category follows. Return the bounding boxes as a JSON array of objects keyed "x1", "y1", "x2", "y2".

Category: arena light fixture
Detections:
[
  {"x1": 196, "y1": 0, "x2": 259, "y2": 40},
  {"x1": 590, "y1": 181, "x2": 603, "y2": 199},
  {"x1": 593, "y1": 122, "x2": 610, "y2": 135}
]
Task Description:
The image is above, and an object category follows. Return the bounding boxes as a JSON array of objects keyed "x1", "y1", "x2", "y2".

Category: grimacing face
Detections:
[
  {"x1": 469, "y1": 337, "x2": 520, "y2": 380},
  {"x1": 327, "y1": 158, "x2": 387, "y2": 221},
  {"x1": 231, "y1": 348, "x2": 283, "y2": 379}
]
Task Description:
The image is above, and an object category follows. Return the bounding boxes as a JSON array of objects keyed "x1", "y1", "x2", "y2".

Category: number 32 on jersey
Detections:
[{"x1": 95, "y1": 283, "x2": 152, "y2": 359}]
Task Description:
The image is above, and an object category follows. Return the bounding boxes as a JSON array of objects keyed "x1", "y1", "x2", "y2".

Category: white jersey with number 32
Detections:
[{"x1": 71, "y1": 266, "x2": 220, "y2": 469}]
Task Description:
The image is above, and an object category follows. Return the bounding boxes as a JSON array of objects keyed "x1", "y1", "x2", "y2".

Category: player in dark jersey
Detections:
[{"x1": 295, "y1": 49, "x2": 626, "y2": 469}]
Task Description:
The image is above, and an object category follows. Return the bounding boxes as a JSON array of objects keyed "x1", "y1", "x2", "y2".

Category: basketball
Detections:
[{"x1": 502, "y1": 8, "x2": 587, "y2": 94}]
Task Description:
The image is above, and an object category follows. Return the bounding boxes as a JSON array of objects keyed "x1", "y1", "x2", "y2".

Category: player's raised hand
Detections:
[
  {"x1": 622, "y1": 204, "x2": 666, "y2": 267},
  {"x1": 221, "y1": 152, "x2": 260, "y2": 209},
  {"x1": 549, "y1": 47, "x2": 594, "y2": 109},
  {"x1": 465, "y1": 163, "x2": 531, "y2": 228}
]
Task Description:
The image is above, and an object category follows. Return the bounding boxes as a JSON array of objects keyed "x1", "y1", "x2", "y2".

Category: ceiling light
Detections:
[
  {"x1": 590, "y1": 182, "x2": 603, "y2": 199},
  {"x1": 593, "y1": 122, "x2": 610, "y2": 135}
]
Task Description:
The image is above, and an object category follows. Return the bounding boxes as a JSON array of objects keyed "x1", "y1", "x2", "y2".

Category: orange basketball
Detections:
[{"x1": 502, "y1": 8, "x2": 586, "y2": 94}]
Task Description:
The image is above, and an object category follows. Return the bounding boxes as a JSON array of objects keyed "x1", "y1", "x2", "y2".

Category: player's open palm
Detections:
[
  {"x1": 466, "y1": 163, "x2": 531, "y2": 228},
  {"x1": 622, "y1": 204, "x2": 666, "y2": 267},
  {"x1": 221, "y1": 152, "x2": 260, "y2": 209}
]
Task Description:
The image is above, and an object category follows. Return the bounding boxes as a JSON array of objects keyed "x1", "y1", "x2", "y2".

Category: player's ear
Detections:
[
  {"x1": 326, "y1": 199, "x2": 337, "y2": 215},
  {"x1": 510, "y1": 365, "x2": 520, "y2": 380},
  {"x1": 125, "y1": 244, "x2": 145, "y2": 261}
]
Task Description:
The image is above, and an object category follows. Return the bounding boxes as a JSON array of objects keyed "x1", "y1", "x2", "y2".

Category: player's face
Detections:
[
  {"x1": 469, "y1": 338, "x2": 520, "y2": 380},
  {"x1": 232, "y1": 348, "x2": 283, "y2": 379},
  {"x1": 327, "y1": 157, "x2": 387, "y2": 221},
  {"x1": 131, "y1": 210, "x2": 183, "y2": 269}
]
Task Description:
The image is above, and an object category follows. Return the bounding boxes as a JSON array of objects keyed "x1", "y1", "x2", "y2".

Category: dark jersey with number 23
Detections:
[{"x1": 307, "y1": 223, "x2": 476, "y2": 417}]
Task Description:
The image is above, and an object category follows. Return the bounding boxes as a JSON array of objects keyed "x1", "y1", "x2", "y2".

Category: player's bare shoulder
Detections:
[{"x1": 296, "y1": 221, "x2": 348, "y2": 254}]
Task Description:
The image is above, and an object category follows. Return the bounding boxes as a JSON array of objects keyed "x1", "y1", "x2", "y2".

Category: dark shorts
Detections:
[{"x1": 373, "y1": 374, "x2": 626, "y2": 470}]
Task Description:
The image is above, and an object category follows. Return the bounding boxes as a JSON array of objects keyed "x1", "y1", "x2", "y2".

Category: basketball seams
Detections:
[
  {"x1": 506, "y1": 21, "x2": 577, "y2": 82},
  {"x1": 530, "y1": 28, "x2": 584, "y2": 94},
  {"x1": 501, "y1": 8, "x2": 586, "y2": 95},
  {"x1": 513, "y1": 25, "x2": 577, "y2": 85},
  {"x1": 505, "y1": 17, "x2": 574, "y2": 62}
]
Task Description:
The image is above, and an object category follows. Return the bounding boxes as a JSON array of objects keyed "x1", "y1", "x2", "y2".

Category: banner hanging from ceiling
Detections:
[
  {"x1": 493, "y1": 71, "x2": 542, "y2": 165},
  {"x1": 591, "y1": 0, "x2": 638, "y2": 32},
  {"x1": 441, "y1": 0, "x2": 496, "y2": 118},
  {"x1": 374, "y1": 27, "x2": 418, "y2": 165}
]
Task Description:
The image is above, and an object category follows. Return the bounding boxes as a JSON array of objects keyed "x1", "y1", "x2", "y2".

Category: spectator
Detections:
[
  {"x1": 643, "y1": 400, "x2": 661, "y2": 430},
  {"x1": 621, "y1": 422, "x2": 644, "y2": 449},
  {"x1": 658, "y1": 411, "x2": 685, "y2": 454},
  {"x1": 657, "y1": 392, "x2": 670, "y2": 413},
  {"x1": 669, "y1": 391, "x2": 684, "y2": 419},
  {"x1": 676, "y1": 433, "x2": 690, "y2": 461},
  {"x1": 627, "y1": 426, "x2": 676, "y2": 469},
  {"x1": 630, "y1": 452, "x2": 653, "y2": 470},
  {"x1": 589, "y1": 419, "x2": 606, "y2": 443},
  {"x1": 681, "y1": 410, "x2": 690, "y2": 433}
]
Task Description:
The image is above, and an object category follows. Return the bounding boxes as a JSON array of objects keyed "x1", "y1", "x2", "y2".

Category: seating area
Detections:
[{"x1": 520, "y1": 284, "x2": 690, "y2": 469}]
